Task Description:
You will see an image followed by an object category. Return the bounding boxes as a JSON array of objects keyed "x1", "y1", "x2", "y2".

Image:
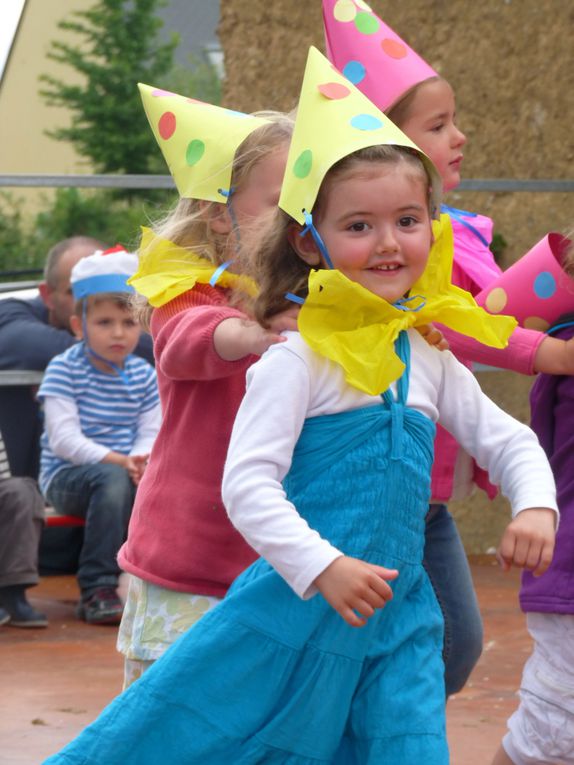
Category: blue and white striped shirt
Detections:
[{"x1": 38, "y1": 343, "x2": 159, "y2": 494}]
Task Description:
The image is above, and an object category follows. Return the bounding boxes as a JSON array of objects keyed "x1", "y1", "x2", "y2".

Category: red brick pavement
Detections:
[{"x1": 0, "y1": 557, "x2": 529, "y2": 765}]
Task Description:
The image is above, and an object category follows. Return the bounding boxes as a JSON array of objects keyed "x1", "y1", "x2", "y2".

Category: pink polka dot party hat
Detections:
[
  {"x1": 138, "y1": 83, "x2": 271, "y2": 202},
  {"x1": 322, "y1": 0, "x2": 438, "y2": 111},
  {"x1": 476, "y1": 233, "x2": 574, "y2": 331}
]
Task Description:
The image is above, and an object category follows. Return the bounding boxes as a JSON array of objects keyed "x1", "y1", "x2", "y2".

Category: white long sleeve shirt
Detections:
[
  {"x1": 44, "y1": 397, "x2": 161, "y2": 464},
  {"x1": 222, "y1": 330, "x2": 557, "y2": 600}
]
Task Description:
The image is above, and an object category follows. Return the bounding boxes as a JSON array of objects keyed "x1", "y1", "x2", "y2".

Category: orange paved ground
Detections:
[{"x1": 1, "y1": 556, "x2": 530, "y2": 765}]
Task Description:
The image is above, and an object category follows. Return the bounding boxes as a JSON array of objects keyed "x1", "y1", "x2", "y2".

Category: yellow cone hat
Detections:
[
  {"x1": 139, "y1": 83, "x2": 271, "y2": 202},
  {"x1": 279, "y1": 46, "x2": 441, "y2": 224}
]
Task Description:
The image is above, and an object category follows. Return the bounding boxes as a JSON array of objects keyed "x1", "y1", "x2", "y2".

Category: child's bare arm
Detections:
[
  {"x1": 496, "y1": 507, "x2": 556, "y2": 577},
  {"x1": 534, "y1": 334, "x2": 574, "y2": 374},
  {"x1": 214, "y1": 317, "x2": 287, "y2": 360},
  {"x1": 214, "y1": 306, "x2": 299, "y2": 361},
  {"x1": 314, "y1": 556, "x2": 399, "y2": 627}
]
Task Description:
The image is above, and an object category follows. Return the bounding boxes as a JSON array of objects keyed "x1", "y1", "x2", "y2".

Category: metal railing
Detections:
[
  {"x1": 3, "y1": 173, "x2": 572, "y2": 377},
  {"x1": 0, "y1": 174, "x2": 176, "y2": 189},
  {"x1": 1, "y1": 174, "x2": 574, "y2": 192}
]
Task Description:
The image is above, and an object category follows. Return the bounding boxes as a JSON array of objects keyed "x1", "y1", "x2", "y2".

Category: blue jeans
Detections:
[
  {"x1": 423, "y1": 504, "x2": 483, "y2": 696},
  {"x1": 46, "y1": 463, "x2": 135, "y2": 596}
]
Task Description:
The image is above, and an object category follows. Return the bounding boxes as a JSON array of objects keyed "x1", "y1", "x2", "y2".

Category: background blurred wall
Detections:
[
  {"x1": 219, "y1": 0, "x2": 574, "y2": 552},
  {"x1": 0, "y1": 0, "x2": 96, "y2": 211}
]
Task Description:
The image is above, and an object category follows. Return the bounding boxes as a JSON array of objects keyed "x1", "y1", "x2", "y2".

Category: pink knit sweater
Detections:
[{"x1": 118, "y1": 285, "x2": 258, "y2": 596}]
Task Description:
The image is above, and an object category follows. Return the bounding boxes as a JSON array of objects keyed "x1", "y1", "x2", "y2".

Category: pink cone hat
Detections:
[
  {"x1": 322, "y1": 0, "x2": 438, "y2": 111},
  {"x1": 475, "y1": 233, "x2": 574, "y2": 331}
]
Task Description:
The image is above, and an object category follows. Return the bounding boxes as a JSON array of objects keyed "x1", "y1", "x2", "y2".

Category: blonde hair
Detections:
[
  {"x1": 253, "y1": 145, "x2": 431, "y2": 325},
  {"x1": 134, "y1": 111, "x2": 294, "y2": 328}
]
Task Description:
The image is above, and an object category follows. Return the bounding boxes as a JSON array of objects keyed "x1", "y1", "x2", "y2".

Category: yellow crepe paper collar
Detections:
[
  {"x1": 279, "y1": 46, "x2": 442, "y2": 225},
  {"x1": 298, "y1": 215, "x2": 517, "y2": 395},
  {"x1": 138, "y1": 83, "x2": 271, "y2": 202},
  {"x1": 127, "y1": 227, "x2": 258, "y2": 308}
]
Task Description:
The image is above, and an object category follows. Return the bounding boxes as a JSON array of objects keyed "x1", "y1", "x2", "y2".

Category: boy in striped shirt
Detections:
[{"x1": 38, "y1": 249, "x2": 160, "y2": 625}]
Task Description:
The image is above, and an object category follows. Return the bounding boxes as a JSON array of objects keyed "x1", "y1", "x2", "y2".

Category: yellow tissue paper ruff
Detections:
[
  {"x1": 298, "y1": 215, "x2": 517, "y2": 395},
  {"x1": 128, "y1": 227, "x2": 258, "y2": 308}
]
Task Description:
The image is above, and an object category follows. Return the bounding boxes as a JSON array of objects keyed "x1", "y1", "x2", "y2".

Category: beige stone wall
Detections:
[
  {"x1": 219, "y1": 0, "x2": 573, "y2": 262},
  {"x1": 219, "y1": 0, "x2": 574, "y2": 550}
]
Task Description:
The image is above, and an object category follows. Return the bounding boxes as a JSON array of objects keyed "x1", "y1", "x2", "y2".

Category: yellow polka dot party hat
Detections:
[
  {"x1": 280, "y1": 47, "x2": 517, "y2": 396},
  {"x1": 278, "y1": 46, "x2": 442, "y2": 225},
  {"x1": 138, "y1": 83, "x2": 271, "y2": 202}
]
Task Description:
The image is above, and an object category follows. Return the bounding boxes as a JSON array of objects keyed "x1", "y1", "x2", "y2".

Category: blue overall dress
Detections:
[{"x1": 45, "y1": 333, "x2": 448, "y2": 765}]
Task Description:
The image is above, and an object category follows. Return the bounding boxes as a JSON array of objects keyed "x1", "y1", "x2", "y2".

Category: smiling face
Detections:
[
  {"x1": 70, "y1": 297, "x2": 141, "y2": 372},
  {"x1": 294, "y1": 158, "x2": 433, "y2": 305},
  {"x1": 396, "y1": 79, "x2": 466, "y2": 192}
]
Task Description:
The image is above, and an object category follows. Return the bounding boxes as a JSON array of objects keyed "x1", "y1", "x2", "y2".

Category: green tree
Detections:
[
  {"x1": 168, "y1": 52, "x2": 222, "y2": 107},
  {"x1": 39, "y1": 0, "x2": 178, "y2": 174}
]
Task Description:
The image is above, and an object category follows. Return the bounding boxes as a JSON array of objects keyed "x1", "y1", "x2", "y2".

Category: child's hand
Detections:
[
  {"x1": 314, "y1": 556, "x2": 399, "y2": 628},
  {"x1": 416, "y1": 323, "x2": 449, "y2": 351},
  {"x1": 126, "y1": 454, "x2": 149, "y2": 486},
  {"x1": 266, "y1": 305, "x2": 300, "y2": 334},
  {"x1": 214, "y1": 317, "x2": 287, "y2": 360},
  {"x1": 102, "y1": 451, "x2": 147, "y2": 485},
  {"x1": 496, "y1": 508, "x2": 556, "y2": 577}
]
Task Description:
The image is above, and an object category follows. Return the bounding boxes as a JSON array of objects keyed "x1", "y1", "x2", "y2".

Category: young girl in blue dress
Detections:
[{"x1": 43, "y1": 47, "x2": 557, "y2": 765}]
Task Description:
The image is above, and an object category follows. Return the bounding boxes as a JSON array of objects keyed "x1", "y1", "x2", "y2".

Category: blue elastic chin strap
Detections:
[
  {"x1": 441, "y1": 204, "x2": 489, "y2": 248},
  {"x1": 209, "y1": 187, "x2": 239, "y2": 288},
  {"x1": 393, "y1": 295, "x2": 427, "y2": 312},
  {"x1": 300, "y1": 210, "x2": 334, "y2": 270},
  {"x1": 220, "y1": 186, "x2": 241, "y2": 245},
  {"x1": 547, "y1": 318, "x2": 574, "y2": 336}
]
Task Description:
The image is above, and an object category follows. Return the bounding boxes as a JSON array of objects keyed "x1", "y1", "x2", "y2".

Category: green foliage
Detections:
[
  {"x1": 489, "y1": 232, "x2": 508, "y2": 265},
  {"x1": 33, "y1": 187, "x2": 176, "y2": 252},
  {"x1": 2, "y1": 0, "x2": 224, "y2": 280},
  {"x1": 0, "y1": 194, "x2": 38, "y2": 274},
  {"x1": 0, "y1": 188, "x2": 178, "y2": 280},
  {"x1": 39, "y1": 0, "x2": 178, "y2": 174},
  {"x1": 166, "y1": 53, "x2": 222, "y2": 106}
]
